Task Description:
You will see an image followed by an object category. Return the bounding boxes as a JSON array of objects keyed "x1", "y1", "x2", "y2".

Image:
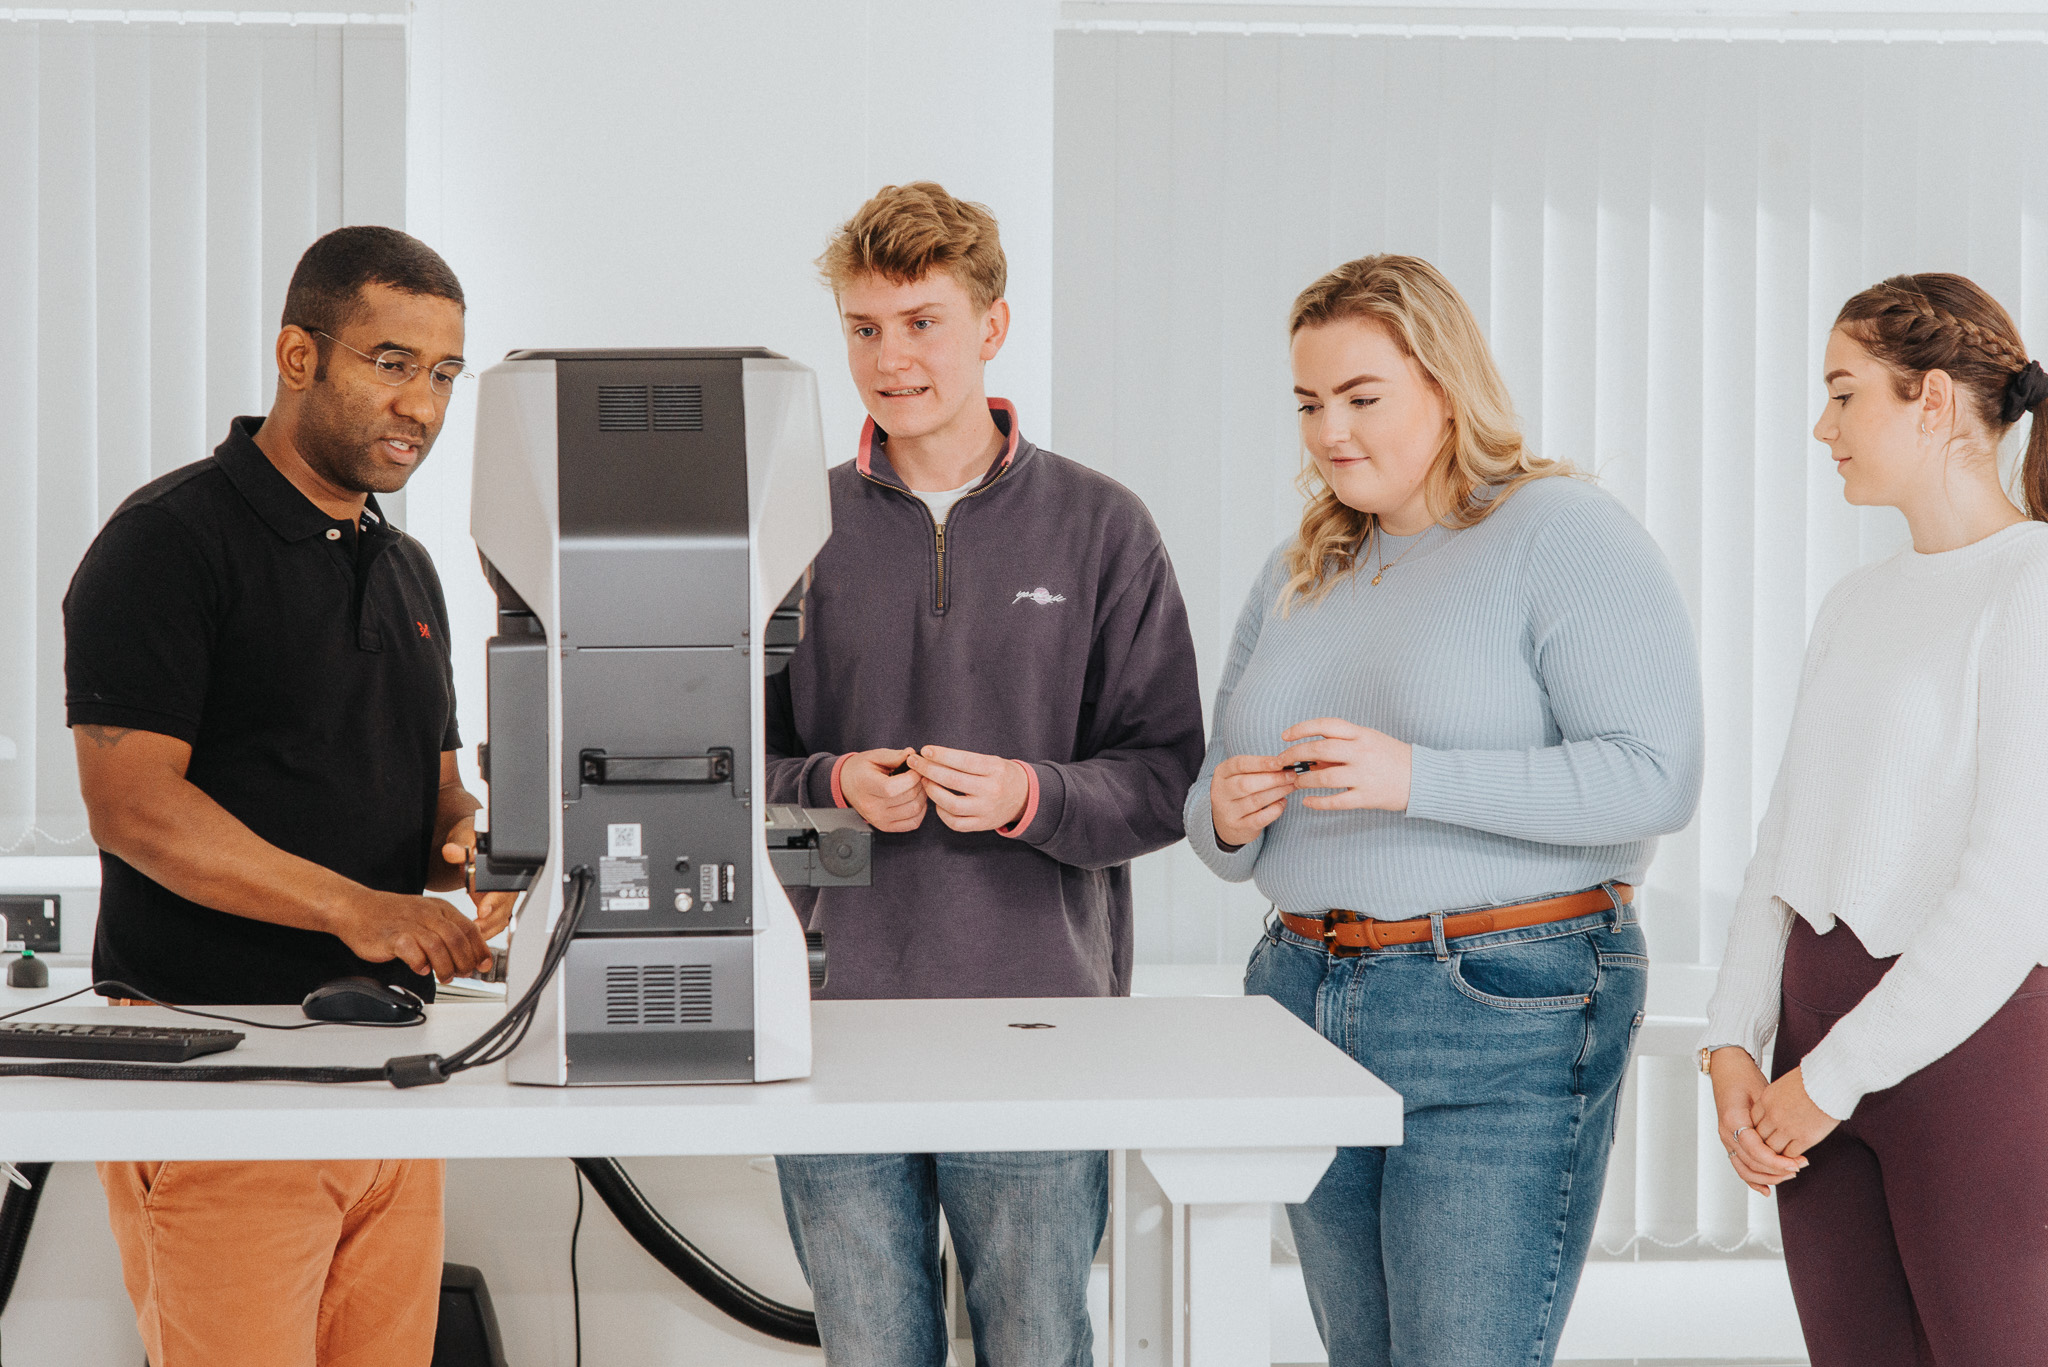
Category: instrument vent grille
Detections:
[
  {"x1": 597, "y1": 385, "x2": 651, "y2": 431},
  {"x1": 651, "y1": 384, "x2": 704, "y2": 431},
  {"x1": 605, "y1": 963, "x2": 714, "y2": 1026}
]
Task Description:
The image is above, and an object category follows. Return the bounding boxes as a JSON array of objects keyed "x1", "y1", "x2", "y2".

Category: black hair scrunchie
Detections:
[{"x1": 2003, "y1": 358, "x2": 2048, "y2": 424}]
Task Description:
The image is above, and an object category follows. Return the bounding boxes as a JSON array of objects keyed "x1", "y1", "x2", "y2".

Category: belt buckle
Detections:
[{"x1": 1324, "y1": 909, "x2": 1365, "y2": 959}]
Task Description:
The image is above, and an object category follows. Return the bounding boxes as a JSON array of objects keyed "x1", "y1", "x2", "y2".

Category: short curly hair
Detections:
[
  {"x1": 282, "y1": 226, "x2": 464, "y2": 378},
  {"x1": 818, "y1": 182, "x2": 1006, "y2": 312}
]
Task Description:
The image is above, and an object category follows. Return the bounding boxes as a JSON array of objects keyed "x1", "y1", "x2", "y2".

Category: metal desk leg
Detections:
[{"x1": 1135, "y1": 1147, "x2": 1334, "y2": 1367}]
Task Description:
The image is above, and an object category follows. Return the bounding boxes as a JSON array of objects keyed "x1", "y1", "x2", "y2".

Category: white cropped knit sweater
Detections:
[{"x1": 1702, "y1": 521, "x2": 2048, "y2": 1120}]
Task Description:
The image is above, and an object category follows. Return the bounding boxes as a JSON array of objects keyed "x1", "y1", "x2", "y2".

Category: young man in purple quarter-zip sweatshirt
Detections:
[{"x1": 766, "y1": 182, "x2": 1204, "y2": 1367}]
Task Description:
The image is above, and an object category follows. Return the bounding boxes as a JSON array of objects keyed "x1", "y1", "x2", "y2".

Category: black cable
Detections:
[
  {"x1": 0, "y1": 982, "x2": 424, "y2": 1031},
  {"x1": 0, "y1": 1161, "x2": 54, "y2": 1367},
  {"x1": 571, "y1": 1157, "x2": 820, "y2": 1347},
  {"x1": 438, "y1": 866, "x2": 591, "y2": 1076},
  {"x1": 446, "y1": 866, "x2": 585, "y2": 1069},
  {"x1": 570, "y1": 1167, "x2": 585, "y2": 1367},
  {"x1": 0, "y1": 867, "x2": 591, "y2": 1089},
  {"x1": 0, "y1": 1061, "x2": 388, "y2": 1084},
  {"x1": 0, "y1": 1162, "x2": 53, "y2": 1319},
  {"x1": 0, "y1": 984, "x2": 108, "y2": 1024}
]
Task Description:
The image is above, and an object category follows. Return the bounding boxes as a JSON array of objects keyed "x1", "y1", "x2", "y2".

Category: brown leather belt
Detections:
[{"x1": 1278, "y1": 884, "x2": 1632, "y2": 958}]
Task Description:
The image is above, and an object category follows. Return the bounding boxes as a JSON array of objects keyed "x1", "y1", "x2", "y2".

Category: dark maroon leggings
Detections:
[{"x1": 1773, "y1": 918, "x2": 2048, "y2": 1367}]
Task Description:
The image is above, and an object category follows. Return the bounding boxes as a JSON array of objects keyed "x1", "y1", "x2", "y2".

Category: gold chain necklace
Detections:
[{"x1": 1367, "y1": 523, "x2": 1432, "y2": 586}]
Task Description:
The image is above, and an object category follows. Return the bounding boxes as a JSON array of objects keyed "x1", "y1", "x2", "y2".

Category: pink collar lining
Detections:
[{"x1": 857, "y1": 397, "x2": 1020, "y2": 480}]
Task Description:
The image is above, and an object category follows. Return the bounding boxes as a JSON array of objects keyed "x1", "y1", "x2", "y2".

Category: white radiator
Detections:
[{"x1": 1596, "y1": 966, "x2": 1782, "y2": 1260}]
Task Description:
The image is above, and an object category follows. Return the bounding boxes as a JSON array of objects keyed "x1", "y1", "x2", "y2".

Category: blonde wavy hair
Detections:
[{"x1": 1279, "y1": 254, "x2": 1570, "y2": 613}]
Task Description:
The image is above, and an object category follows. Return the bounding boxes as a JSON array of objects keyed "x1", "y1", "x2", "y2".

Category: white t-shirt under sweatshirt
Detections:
[
  {"x1": 910, "y1": 475, "x2": 981, "y2": 528},
  {"x1": 1703, "y1": 520, "x2": 2048, "y2": 1120}
]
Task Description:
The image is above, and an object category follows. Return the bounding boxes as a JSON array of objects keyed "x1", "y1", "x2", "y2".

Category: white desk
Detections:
[{"x1": 0, "y1": 980, "x2": 1401, "y2": 1365}]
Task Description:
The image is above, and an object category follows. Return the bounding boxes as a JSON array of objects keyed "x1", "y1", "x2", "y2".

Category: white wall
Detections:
[{"x1": 401, "y1": 0, "x2": 1059, "y2": 772}]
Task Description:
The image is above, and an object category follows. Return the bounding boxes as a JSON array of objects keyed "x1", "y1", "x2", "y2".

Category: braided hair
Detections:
[{"x1": 1835, "y1": 273, "x2": 2048, "y2": 521}]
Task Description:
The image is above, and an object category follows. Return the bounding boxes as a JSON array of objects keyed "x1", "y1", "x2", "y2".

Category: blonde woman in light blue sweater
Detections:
[{"x1": 1188, "y1": 255, "x2": 1704, "y2": 1367}]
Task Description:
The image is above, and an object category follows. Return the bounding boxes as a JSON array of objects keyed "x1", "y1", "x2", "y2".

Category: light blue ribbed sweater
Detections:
[{"x1": 1185, "y1": 477, "x2": 1705, "y2": 918}]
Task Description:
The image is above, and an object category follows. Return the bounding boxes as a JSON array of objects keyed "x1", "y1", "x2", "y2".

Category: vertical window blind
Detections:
[
  {"x1": 1054, "y1": 24, "x2": 2048, "y2": 1256},
  {"x1": 1056, "y1": 26, "x2": 2048, "y2": 968},
  {"x1": 0, "y1": 15, "x2": 405, "y2": 854}
]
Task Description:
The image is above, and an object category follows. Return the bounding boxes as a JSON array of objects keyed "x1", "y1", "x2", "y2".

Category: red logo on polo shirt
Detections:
[{"x1": 416, "y1": 621, "x2": 431, "y2": 639}]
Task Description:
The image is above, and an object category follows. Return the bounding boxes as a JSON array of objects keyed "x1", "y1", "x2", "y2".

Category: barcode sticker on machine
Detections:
[{"x1": 600, "y1": 856, "x2": 649, "y2": 911}]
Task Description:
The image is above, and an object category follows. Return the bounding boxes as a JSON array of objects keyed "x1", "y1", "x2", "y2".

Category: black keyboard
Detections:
[{"x1": 0, "y1": 1021, "x2": 244, "y2": 1063}]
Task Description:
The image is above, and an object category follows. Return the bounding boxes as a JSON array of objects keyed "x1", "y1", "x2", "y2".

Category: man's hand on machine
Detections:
[
  {"x1": 840, "y1": 748, "x2": 930, "y2": 833},
  {"x1": 905, "y1": 746, "x2": 1030, "y2": 833},
  {"x1": 440, "y1": 814, "x2": 517, "y2": 940},
  {"x1": 330, "y1": 890, "x2": 495, "y2": 983}
]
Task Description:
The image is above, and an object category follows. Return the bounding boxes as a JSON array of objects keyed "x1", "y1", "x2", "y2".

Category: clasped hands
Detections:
[
  {"x1": 1708, "y1": 1049, "x2": 1841, "y2": 1195},
  {"x1": 1210, "y1": 717, "x2": 1413, "y2": 847},
  {"x1": 840, "y1": 745, "x2": 1031, "y2": 834}
]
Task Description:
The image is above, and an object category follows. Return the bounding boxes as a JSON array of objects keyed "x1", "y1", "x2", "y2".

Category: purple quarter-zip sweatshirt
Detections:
[{"x1": 764, "y1": 400, "x2": 1204, "y2": 1000}]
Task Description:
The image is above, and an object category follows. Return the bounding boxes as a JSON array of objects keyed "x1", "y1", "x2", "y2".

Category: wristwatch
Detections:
[{"x1": 1698, "y1": 1044, "x2": 1744, "y2": 1074}]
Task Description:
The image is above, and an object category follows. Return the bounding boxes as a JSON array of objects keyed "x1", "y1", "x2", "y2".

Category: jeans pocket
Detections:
[{"x1": 1449, "y1": 932, "x2": 1600, "y2": 1011}]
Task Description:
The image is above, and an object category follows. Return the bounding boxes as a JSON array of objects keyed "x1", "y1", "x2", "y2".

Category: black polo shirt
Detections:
[{"x1": 63, "y1": 416, "x2": 459, "y2": 1005}]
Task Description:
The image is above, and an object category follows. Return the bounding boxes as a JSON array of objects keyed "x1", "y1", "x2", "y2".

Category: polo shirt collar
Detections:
[{"x1": 215, "y1": 415, "x2": 391, "y2": 542}]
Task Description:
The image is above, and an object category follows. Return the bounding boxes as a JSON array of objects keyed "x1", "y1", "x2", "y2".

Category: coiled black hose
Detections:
[
  {"x1": 0, "y1": 1156, "x2": 819, "y2": 1351},
  {"x1": 571, "y1": 1157, "x2": 819, "y2": 1347},
  {"x1": 0, "y1": 1163, "x2": 53, "y2": 1327}
]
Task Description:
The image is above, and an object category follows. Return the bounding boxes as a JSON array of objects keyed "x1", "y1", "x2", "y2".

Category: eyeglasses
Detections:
[{"x1": 313, "y1": 331, "x2": 470, "y2": 397}]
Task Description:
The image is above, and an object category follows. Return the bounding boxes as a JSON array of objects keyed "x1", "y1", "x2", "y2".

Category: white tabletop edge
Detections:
[{"x1": 0, "y1": 993, "x2": 1405, "y2": 1162}]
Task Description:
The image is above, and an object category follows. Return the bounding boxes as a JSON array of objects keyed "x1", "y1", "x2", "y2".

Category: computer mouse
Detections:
[{"x1": 302, "y1": 976, "x2": 426, "y2": 1024}]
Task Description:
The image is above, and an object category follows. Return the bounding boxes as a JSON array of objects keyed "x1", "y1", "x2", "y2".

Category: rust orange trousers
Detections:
[{"x1": 97, "y1": 1158, "x2": 445, "y2": 1367}]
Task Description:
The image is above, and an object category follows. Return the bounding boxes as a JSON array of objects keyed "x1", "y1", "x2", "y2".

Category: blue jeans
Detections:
[
  {"x1": 1246, "y1": 896, "x2": 1647, "y2": 1367},
  {"x1": 775, "y1": 1149, "x2": 1107, "y2": 1367}
]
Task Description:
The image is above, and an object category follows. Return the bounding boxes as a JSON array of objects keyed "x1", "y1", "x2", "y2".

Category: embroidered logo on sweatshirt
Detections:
[{"x1": 1013, "y1": 587, "x2": 1067, "y2": 606}]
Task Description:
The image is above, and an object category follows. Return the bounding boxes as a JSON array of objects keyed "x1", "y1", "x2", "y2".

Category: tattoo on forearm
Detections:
[{"x1": 77, "y1": 725, "x2": 138, "y2": 749}]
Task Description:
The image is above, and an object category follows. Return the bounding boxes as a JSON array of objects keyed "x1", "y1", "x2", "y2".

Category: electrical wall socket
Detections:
[{"x1": 0, "y1": 894, "x2": 61, "y2": 953}]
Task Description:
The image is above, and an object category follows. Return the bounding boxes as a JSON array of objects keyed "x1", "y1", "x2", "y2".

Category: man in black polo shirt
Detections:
[{"x1": 62, "y1": 226, "x2": 500, "y2": 1367}]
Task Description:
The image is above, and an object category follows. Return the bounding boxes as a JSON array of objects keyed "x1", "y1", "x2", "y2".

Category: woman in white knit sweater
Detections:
[{"x1": 1702, "y1": 273, "x2": 2048, "y2": 1367}]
